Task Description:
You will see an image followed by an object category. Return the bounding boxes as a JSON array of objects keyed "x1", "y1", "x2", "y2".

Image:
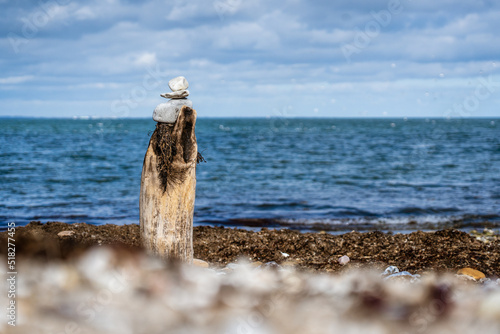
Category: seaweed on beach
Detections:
[{"x1": 2, "y1": 222, "x2": 500, "y2": 278}]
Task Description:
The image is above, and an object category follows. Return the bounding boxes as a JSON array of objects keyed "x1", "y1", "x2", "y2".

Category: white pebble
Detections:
[
  {"x1": 168, "y1": 76, "x2": 189, "y2": 92},
  {"x1": 338, "y1": 255, "x2": 350, "y2": 265},
  {"x1": 161, "y1": 90, "x2": 189, "y2": 99}
]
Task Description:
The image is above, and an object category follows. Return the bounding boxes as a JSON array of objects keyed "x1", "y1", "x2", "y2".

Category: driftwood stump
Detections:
[{"x1": 140, "y1": 106, "x2": 197, "y2": 262}]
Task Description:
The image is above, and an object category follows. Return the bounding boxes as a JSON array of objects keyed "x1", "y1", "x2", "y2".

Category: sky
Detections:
[{"x1": 0, "y1": 0, "x2": 499, "y2": 118}]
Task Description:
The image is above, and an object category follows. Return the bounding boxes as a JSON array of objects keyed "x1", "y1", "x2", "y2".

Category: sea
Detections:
[{"x1": 1, "y1": 117, "x2": 499, "y2": 233}]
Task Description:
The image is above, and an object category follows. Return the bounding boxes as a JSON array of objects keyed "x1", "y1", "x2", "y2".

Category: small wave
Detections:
[
  {"x1": 196, "y1": 214, "x2": 500, "y2": 233},
  {"x1": 84, "y1": 176, "x2": 121, "y2": 183},
  {"x1": 255, "y1": 201, "x2": 310, "y2": 209},
  {"x1": 334, "y1": 180, "x2": 358, "y2": 186},
  {"x1": 197, "y1": 218, "x2": 282, "y2": 230},
  {"x1": 385, "y1": 180, "x2": 452, "y2": 188},
  {"x1": 392, "y1": 207, "x2": 460, "y2": 215}
]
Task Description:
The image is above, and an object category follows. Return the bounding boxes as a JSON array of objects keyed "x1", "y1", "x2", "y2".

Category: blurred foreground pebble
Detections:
[{"x1": 2, "y1": 247, "x2": 500, "y2": 334}]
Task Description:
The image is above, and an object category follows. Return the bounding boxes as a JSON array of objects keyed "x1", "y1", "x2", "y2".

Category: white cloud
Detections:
[
  {"x1": 165, "y1": 2, "x2": 215, "y2": 21},
  {"x1": 0, "y1": 75, "x2": 35, "y2": 84},
  {"x1": 134, "y1": 52, "x2": 157, "y2": 67},
  {"x1": 74, "y1": 6, "x2": 97, "y2": 21}
]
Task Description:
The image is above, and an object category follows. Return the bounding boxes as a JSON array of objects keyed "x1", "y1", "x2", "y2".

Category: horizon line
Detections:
[{"x1": 1, "y1": 115, "x2": 500, "y2": 120}]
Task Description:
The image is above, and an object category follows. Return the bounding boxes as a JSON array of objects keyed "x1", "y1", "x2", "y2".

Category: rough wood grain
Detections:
[{"x1": 140, "y1": 106, "x2": 197, "y2": 262}]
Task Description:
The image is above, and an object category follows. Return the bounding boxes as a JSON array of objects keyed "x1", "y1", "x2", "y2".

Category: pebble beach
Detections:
[{"x1": 1, "y1": 222, "x2": 499, "y2": 333}]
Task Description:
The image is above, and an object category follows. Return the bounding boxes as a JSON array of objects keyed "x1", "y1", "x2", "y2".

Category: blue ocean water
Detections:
[{"x1": 1, "y1": 117, "x2": 499, "y2": 233}]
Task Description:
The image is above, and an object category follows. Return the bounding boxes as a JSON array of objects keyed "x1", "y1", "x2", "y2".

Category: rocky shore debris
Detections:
[{"x1": 153, "y1": 76, "x2": 192, "y2": 123}]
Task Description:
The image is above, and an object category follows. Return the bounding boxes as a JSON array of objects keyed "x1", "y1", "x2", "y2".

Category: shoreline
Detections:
[
  {"x1": 3, "y1": 214, "x2": 499, "y2": 234},
  {"x1": 1, "y1": 221, "x2": 499, "y2": 276}
]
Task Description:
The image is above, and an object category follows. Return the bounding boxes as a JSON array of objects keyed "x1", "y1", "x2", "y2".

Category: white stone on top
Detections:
[
  {"x1": 153, "y1": 99, "x2": 193, "y2": 123},
  {"x1": 161, "y1": 90, "x2": 189, "y2": 99},
  {"x1": 168, "y1": 76, "x2": 189, "y2": 92}
]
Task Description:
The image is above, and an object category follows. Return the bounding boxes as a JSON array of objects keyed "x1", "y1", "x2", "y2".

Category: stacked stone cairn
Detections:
[{"x1": 153, "y1": 76, "x2": 192, "y2": 123}]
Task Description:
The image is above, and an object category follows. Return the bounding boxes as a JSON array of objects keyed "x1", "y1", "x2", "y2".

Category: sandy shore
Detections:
[{"x1": 1, "y1": 221, "x2": 499, "y2": 276}]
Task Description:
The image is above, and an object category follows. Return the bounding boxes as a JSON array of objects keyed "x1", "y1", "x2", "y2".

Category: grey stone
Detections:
[
  {"x1": 153, "y1": 99, "x2": 193, "y2": 123},
  {"x1": 168, "y1": 76, "x2": 189, "y2": 92},
  {"x1": 161, "y1": 90, "x2": 189, "y2": 99}
]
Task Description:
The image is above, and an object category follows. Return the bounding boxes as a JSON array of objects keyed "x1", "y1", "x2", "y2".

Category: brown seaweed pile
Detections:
[{"x1": 2, "y1": 222, "x2": 499, "y2": 277}]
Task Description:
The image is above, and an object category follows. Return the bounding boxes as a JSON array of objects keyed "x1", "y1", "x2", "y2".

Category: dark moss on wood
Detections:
[
  {"x1": 150, "y1": 122, "x2": 182, "y2": 190},
  {"x1": 149, "y1": 114, "x2": 204, "y2": 191}
]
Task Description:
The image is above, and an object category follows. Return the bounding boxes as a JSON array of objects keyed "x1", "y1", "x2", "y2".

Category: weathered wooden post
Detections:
[{"x1": 140, "y1": 76, "x2": 197, "y2": 262}]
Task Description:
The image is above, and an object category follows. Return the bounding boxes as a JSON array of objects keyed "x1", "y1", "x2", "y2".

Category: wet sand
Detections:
[{"x1": 1, "y1": 221, "x2": 498, "y2": 276}]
